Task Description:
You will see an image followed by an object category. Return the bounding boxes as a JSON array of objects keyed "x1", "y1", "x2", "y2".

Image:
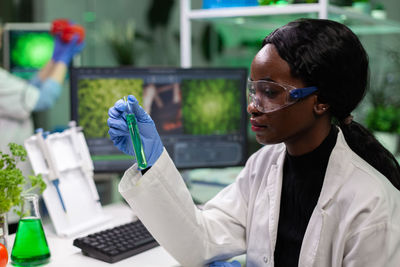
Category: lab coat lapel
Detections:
[
  {"x1": 299, "y1": 129, "x2": 353, "y2": 266},
  {"x1": 298, "y1": 207, "x2": 325, "y2": 266},
  {"x1": 266, "y1": 149, "x2": 285, "y2": 256}
]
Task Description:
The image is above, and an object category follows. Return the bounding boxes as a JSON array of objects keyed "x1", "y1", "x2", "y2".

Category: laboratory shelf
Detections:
[
  {"x1": 328, "y1": 5, "x2": 400, "y2": 35},
  {"x1": 187, "y1": 3, "x2": 322, "y2": 20},
  {"x1": 180, "y1": 0, "x2": 400, "y2": 67}
]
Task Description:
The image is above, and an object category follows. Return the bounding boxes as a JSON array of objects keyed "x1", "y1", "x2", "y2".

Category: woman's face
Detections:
[{"x1": 248, "y1": 44, "x2": 322, "y2": 151}]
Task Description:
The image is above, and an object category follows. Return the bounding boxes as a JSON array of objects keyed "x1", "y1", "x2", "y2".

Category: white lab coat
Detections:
[
  {"x1": 119, "y1": 129, "x2": 400, "y2": 267},
  {"x1": 0, "y1": 68, "x2": 39, "y2": 153}
]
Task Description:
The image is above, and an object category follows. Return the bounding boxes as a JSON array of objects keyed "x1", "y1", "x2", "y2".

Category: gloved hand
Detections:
[
  {"x1": 51, "y1": 33, "x2": 85, "y2": 65},
  {"x1": 209, "y1": 260, "x2": 241, "y2": 267},
  {"x1": 107, "y1": 95, "x2": 163, "y2": 169}
]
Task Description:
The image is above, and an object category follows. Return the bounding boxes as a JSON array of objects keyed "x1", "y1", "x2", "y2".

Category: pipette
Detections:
[
  {"x1": 124, "y1": 96, "x2": 148, "y2": 169},
  {"x1": 35, "y1": 129, "x2": 67, "y2": 212}
]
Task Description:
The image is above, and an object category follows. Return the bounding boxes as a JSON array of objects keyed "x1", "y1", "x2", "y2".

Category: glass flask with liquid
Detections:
[{"x1": 11, "y1": 194, "x2": 51, "y2": 266}]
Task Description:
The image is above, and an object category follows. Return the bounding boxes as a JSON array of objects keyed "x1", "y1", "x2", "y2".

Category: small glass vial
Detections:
[{"x1": 11, "y1": 194, "x2": 51, "y2": 266}]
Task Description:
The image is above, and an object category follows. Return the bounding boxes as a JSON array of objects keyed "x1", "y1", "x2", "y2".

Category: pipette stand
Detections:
[{"x1": 24, "y1": 121, "x2": 111, "y2": 237}]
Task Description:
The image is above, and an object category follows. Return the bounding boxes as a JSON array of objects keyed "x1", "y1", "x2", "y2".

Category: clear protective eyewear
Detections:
[{"x1": 247, "y1": 79, "x2": 318, "y2": 113}]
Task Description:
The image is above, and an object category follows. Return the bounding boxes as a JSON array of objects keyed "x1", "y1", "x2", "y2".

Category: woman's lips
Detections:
[{"x1": 250, "y1": 119, "x2": 267, "y2": 132}]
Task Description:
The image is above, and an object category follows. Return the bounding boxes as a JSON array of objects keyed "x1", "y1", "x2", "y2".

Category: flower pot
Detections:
[{"x1": 0, "y1": 213, "x2": 8, "y2": 250}]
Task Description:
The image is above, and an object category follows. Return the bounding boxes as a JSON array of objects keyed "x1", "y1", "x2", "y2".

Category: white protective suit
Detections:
[
  {"x1": 0, "y1": 68, "x2": 40, "y2": 153},
  {"x1": 119, "y1": 129, "x2": 400, "y2": 267}
]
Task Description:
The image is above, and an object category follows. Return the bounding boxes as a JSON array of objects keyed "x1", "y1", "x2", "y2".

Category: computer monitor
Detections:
[
  {"x1": 70, "y1": 67, "x2": 248, "y2": 172},
  {"x1": 2, "y1": 23, "x2": 53, "y2": 80}
]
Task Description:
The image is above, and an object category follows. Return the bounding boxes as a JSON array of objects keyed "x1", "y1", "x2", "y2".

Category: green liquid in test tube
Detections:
[{"x1": 124, "y1": 97, "x2": 147, "y2": 169}]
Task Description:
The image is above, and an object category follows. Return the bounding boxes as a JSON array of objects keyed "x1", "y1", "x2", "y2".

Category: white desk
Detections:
[{"x1": 7, "y1": 202, "x2": 180, "y2": 267}]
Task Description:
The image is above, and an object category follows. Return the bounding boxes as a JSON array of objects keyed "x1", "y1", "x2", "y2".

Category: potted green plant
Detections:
[
  {"x1": 352, "y1": 0, "x2": 371, "y2": 14},
  {"x1": 365, "y1": 105, "x2": 400, "y2": 155},
  {"x1": 102, "y1": 19, "x2": 137, "y2": 66},
  {"x1": 366, "y1": 47, "x2": 400, "y2": 155},
  {"x1": 0, "y1": 143, "x2": 46, "y2": 249}
]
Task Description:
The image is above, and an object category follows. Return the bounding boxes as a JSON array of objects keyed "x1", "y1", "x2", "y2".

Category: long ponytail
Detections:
[{"x1": 339, "y1": 121, "x2": 400, "y2": 189}]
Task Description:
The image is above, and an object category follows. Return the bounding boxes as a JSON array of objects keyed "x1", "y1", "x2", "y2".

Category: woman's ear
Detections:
[
  {"x1": 314, "y1": 102, "x2": 330, "y2": 115},
  {"x1": 312, "y1": 94, "x2": 330, "y2": 115}
]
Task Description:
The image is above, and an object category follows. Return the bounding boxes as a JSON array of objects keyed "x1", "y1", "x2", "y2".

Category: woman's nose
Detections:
[{"x1": 247, "y1": 101, "x2": 258, "y2": 114}]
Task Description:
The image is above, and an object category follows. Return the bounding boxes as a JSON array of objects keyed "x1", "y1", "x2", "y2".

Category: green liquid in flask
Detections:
[
  {"x1": 126, "y1": 113, "x2": 147, "y2": 169},
  {"x1": 11, "y1": 218, "x2": 51, "y2": 266}
]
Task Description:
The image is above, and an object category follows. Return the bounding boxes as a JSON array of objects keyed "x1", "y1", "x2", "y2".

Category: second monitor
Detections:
[{"x1": 70, "y1": 67, "x2": 248, "y2": 172}]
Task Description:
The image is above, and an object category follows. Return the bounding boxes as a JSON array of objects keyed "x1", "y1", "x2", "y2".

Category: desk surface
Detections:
[{"x1": 7, "y1": 202, "x2": 180, "y2": 267}]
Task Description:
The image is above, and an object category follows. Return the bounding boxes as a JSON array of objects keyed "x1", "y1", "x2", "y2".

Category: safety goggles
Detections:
[{"x1": 247, "y1": 79, "x2": 318, "y2": 113}]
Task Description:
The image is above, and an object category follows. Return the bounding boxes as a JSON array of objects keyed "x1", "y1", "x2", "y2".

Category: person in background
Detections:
[
  {"x1": 0, "y1": 21, "x2": 84, "y2": 156},
  {"x1": 108, "y1": 18, "x2": 400, "y2": 266},
  {"x1": 0, "y1": 20, "x2": 85, "y2": 230}
]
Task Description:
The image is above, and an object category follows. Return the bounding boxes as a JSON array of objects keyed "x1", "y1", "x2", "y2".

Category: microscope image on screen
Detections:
[
  {"x1": 143, "y1": 82, "x2": 183, "y2": 135},
  {"x1": 77, "y1": 78, "x2": 144, "y2": 139},
  {"x1": 180, "y1": 79, "x2": 241, "y2": 136},
  {"x1": 144, "y1": 78, "x2": 242, "y2": 137}
]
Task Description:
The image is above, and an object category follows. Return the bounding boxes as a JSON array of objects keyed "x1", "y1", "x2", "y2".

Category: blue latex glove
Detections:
[
  {"x1": 107, "y1": 95, "x2": 163, "y2": 169},
  {"x1": 209, "y1": 260, "x2": 241, "y2": 267},
  {"x1": 52, "y1": 34, "x2": 85, "y2": 65}
]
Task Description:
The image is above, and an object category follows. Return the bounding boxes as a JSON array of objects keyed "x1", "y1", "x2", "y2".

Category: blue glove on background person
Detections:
[
  {"x1": 209, "y1": 260, "x2": 241, "y2": 267},
  {"x1": 51, "y1": 33, "x2": 85, "y2": 65},
  {"x1": 107, "y1": 95, "x2": 163, "y2": 169}
]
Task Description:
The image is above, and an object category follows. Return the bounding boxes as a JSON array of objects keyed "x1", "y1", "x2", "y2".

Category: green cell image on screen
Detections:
[
  {"x1": 181, "y1": 79, "x2": 241, "y2": 135},
  {"x1": 11, "y1": 32, "x2": 54, "y2": 69},
  {"x1": 78, "y1": 78, "x2": 144, "y2": 138}
]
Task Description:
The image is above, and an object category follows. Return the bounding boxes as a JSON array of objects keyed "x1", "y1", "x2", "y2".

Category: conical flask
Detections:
[{"x1": 11, "y1": 193, "x2": 51, "y2": 266}]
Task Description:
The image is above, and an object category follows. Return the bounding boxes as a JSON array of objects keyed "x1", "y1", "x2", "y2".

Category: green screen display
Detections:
[
  {"x1": 77, "y1": 78, "x2": 144, "y2": 138},
  {"x1": 181, "y1": 79, "x2": 241, "y2": 135},
  {"x1": 10, "y1": 31, "x2": 54, "y2": 69}
]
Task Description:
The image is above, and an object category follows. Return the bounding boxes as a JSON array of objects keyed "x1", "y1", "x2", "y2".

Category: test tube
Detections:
[{"x1": 124, "y1": 97, "x2": 148, "y2": 169}]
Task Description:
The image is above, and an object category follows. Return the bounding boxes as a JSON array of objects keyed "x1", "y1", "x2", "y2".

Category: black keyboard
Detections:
[{"x1": 73, "y1": 220, "x2": 159, "y2": 263}]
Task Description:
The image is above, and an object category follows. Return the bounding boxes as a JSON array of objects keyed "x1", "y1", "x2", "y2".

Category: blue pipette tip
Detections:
[{"x1": 52, "y1": 179, "x2": 67, "y2": 212}]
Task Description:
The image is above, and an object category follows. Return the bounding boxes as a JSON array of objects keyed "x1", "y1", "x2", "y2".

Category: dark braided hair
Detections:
[{"x1": 263, "y1": 18, "x2": 400, "y2": 190}]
